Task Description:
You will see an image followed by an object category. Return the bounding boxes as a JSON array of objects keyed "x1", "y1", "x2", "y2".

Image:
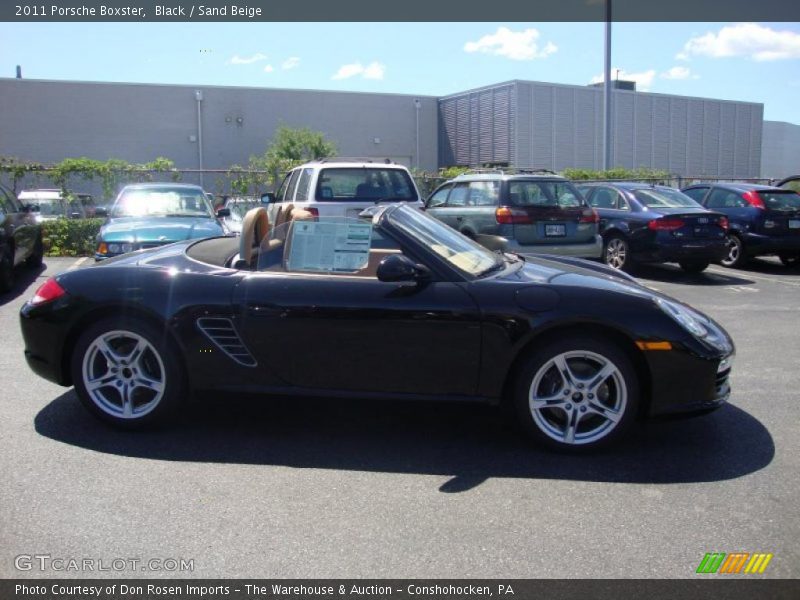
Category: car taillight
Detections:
[
  {"x1": 31, "y1": 278, "x2": 66, "y2": 306},
  {"x1": 648, "y1": 218, "x2": 685, "y2": 231},
  {"x1": 495, "y1": 206, "x2": 532, "y2": 224},
  {"x1": 742, "y1": 190, "x2": 766, "y2": 209},
  {"x1": 579, "y1": 208, "x2": 599, "y2": 223},
  {"x1": 718, "y1": 216, "x2": 729, "y2": 230}
]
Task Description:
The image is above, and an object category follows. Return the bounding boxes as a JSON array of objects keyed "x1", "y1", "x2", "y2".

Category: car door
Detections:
[
  {"x1": 432, "y1": 182, "x2": 470, "y2": 231},
  {"x1": 0, "y1": 186, "x2": 35, "y2": 265},
  {"x1": 704, "y1": 187, "x2": 750, "y2": 234},
  {"x1": 233, "y1": 223, "x2": 481, "y2": 397}
]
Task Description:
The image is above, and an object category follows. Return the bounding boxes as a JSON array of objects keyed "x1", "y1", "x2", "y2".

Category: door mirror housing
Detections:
[
  {"x1": 376, "y1": 254, "x2": 431, "y2": 283},
  {"x1": 261, "y1": 192, "x2": 276, "y2": 204},
  {"x1": 216, "y1": 207, "x2": 231, "y2": 218},
  {"x1": 94, "y1": 206, "x2": 108, "y2": 217}
]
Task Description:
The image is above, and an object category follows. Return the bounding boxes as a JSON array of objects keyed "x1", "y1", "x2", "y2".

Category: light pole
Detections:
[
  {"x1": 603, "y1": 0, "x2": 613, "y2": 171},
  {"x1": 414, "y1": 98, "x2": 421, "y2": 170},
  {"x1": 195, "y1": 90, "x2": 204, "y2": 187}
]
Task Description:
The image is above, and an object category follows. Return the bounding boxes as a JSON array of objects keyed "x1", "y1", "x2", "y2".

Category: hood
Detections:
[{"x1": 99, "y1": 216, "x2": 224, "y2": 243}]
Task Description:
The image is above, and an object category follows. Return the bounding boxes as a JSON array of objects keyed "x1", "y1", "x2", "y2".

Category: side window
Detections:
[
  {"x1": 468, "y1": 181, "x2": 500, "y2": 206},
  {"x1": 617, "y1": 194, "x2": 631, "y2": 211},
  {"x1": 588, "y1": 186, "x2": 619, "y2": 210},
  {"x1": 275, "y1": 173, "x2": 292, "y2": 203},
  {"x1": 295, "y1": 168, "x2": 314, "y2": 202},
  {"x1": 285, "y1": 170, "x2": 302, "y2": 203},
  {"x1": 446, "y1": 183, "x2": 469, "y2": 207},
  {"x1": 427, "y1": 184, "x2": 451, "y2": 208},
  {"x1": 706, "y1": 188, "x2": 745, "y2": 209},
  {"x1": 683, "y1": 187, "x2": 709, "y2": 204}
]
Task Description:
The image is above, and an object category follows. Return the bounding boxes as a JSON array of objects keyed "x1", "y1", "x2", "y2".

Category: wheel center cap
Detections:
[
  {"x1": 122, "y1": 368, "x2": 133, "y2": 379},
  {"x1": 572, "y1": 391, "x2": 584, "y2": 402}
]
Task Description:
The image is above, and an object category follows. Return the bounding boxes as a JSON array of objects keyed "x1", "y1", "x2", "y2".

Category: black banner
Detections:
[
  {"x1": 2, "y1": 0, "x2": 800, "y2": 22},
  {"x1": 3, "y1": 580, "x2": 799, "y2": 600}
]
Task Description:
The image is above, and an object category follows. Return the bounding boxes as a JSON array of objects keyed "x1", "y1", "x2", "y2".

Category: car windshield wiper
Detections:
[{"x1": 476, "y1": 259, "x2": 507, "y2": 278}]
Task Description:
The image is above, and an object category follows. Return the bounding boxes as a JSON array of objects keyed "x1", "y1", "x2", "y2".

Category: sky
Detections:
[{"x1": 1, "y1": 21, "x2": 799, "y2": 123}]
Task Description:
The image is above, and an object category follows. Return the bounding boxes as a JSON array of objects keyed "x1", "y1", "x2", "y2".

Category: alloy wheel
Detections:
[
  {"x1": 721, "y1": 235, "x2": 742, "y2": 267},
  {"x1": 528, "y1": 350, "x2": 627, "y2": 445},
  {"x1": 605, "y1": 238, "x2": 628, "y2": 270}
]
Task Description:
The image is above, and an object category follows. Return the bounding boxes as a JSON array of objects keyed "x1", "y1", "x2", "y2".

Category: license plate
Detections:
[
  {"x1": 545, "y1": 224, "x2": 566, "y2": 237},
  {"x1": 789, "y1": 220, "x2": 800, "y2": 229}
]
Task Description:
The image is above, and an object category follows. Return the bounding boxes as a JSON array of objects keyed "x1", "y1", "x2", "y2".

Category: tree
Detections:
[{"x1": 250, "y1": 126, "x2": 337, "y2": 186}]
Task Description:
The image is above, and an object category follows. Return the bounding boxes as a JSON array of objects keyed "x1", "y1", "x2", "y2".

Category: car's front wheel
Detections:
[
  {"x1": 513, "y1": 336, "x2": 639, "y2": 451},
  {"x1": 71, "y1": 318, "x2": 185, "y2": 428}
]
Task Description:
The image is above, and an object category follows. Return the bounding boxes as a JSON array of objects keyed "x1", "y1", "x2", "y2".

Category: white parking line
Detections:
[
  {"x1": 66, "y1": 257, "x2": 90, "y2": 271},
  {"x1": 705, "y1": 266, "x2": 800, "y2": 288}
]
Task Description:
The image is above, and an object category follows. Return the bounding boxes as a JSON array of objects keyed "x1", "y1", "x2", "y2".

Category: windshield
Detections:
[
  {"x1": 111, "y1": 188, "x2": 213, "y2": 218},
  {"x1": 33, "y1": 199, "x2": 77, "y2": 218},
  {"x1": 316, "y1": 168, "x2": 418, "y2": 202},
  {"x1": 632, "y1": 188, "x2": 700, "y2": 208},
  {"x1": 387, "y1": 205, "x2": 501, "y2": 277},
  {"x1": 508, "y1": 180, "x2": 583, "y2": 208},
  {"x1": 758, "y1": 191, "x2": 800, "y2": 210},
  {"x1": 226, "y1": 200, "x2": 262, "y2": 221}
]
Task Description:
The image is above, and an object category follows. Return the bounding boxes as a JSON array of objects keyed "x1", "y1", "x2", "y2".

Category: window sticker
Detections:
[{"x1": 287, "y1": 221, "x2": 372, "y2": 273}]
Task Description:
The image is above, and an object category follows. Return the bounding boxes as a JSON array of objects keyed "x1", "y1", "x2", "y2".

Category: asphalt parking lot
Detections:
[{"x1": 1, "y1": 256, "x2": 798, "y2": 579}]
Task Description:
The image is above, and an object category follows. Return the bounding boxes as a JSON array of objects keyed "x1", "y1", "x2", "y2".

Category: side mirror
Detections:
[
  {"x1": 94, "y1": 207, "x2": 108, "y2": 217},
  {"x1": 216, "y1": 207, "x2": 231, "y2": 218},
  {"x1": 261, "y1": 192, "x2": 276, "y2": 204},
  {"x1": 376, "y1": 254, "x2": 430, "y2": 283}
]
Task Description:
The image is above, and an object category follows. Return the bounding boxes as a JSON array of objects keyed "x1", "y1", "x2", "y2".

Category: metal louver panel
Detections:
[{"x1": 196, "y1": 317, "x2": 257, "y2": 368}]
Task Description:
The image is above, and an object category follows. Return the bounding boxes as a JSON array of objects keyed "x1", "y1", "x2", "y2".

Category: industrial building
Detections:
[{"x1": 0, "y1": 76, "x2": 794, "y2": 184}]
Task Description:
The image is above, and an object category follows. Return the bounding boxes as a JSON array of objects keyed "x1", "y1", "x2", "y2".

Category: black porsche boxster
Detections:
[{"x1": 20, "y1": 204, "x2": 734, "y2": 451}]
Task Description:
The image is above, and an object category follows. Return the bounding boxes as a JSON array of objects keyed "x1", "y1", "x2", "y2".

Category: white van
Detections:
[{"x1": 18, "y1": 189, "x2": 92, "y2": 221}]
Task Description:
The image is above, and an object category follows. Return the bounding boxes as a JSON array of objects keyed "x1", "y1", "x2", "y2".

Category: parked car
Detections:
[
  {"x1": 577, "y1": 183, "x2": 729, "y2": 273},
  {"x1": 262, "y1": 158, "x2": 422, "y2": 224},
  {"x1": 0, "y1": 183, "x2": 43, "y2": 292},
  {"x1": 217, "y1": 196, "x2": 263, "y2": 235},
  {"x1": 682, "y1": 183, "x2": 800, "y2": 267},
  {"x1": 20, "y1": 203, "x2": 734, "y2": 452},
  {"x1": 17, "y1": 189, "x2": 91, "y2": 221},
  {"x1": 424, "y1": 169, "x2": 602, "y2": 260},
  {"x1": 94, "y1": 183, "x2": 229, "y2": 260}
]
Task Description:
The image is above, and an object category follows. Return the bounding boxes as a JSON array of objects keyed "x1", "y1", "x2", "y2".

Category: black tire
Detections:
[
  {"x1": 779, "y1": 254, "x2": 800, "y2": 267},
  {"x1": 679, "y1": 260, "x2": 710, "y2": 274},
  {"x1": 71, "y1": 317, "x2": 185, "y2": 429},
  {"x1": 603, "y1": 235, "x2": 635, "y2": 273},
  {"x1": 0, "y1": 246, "x2": 14, "y2": 293},
  {"x1": 25, "y1": 234, "x2": 44, "y2": 268},
  {"x1": 720, "y1": 233, "x2": 747, "y2": 268},
  {"x1": 512, "y1": 335, "x2": 639, "y2": 452}
]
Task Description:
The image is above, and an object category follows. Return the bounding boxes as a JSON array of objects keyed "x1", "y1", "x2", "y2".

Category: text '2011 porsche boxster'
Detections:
[{"x1": 20, "y1": 204, "x2": 734, "y2": 451}]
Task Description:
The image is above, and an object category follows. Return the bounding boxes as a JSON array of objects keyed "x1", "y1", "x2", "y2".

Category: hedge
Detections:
[{"x1": 41, "y1": 218, "x2": 104, "y2": 257}]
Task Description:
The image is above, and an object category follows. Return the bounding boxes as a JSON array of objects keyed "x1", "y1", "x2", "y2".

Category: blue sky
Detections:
[{"x1": 2, "y1": 22, "x2": 799, "y2": 122}]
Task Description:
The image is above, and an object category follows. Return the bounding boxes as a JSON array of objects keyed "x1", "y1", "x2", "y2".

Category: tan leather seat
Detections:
[{"x1": 239, "y1": 207, "x2": 270, "y2": 267}]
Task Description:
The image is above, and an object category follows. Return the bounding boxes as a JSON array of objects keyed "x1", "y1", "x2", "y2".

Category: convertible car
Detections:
[{"x1": 19, "y1": 203, "x2": 734, "y2": 451}]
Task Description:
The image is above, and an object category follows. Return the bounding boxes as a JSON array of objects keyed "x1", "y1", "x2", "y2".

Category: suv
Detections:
[
  {"x1": 682, "y1": 183, "x2": 800, "y2": 267},
  {"x1": 17, "y1": 189, "x2": 93, "y2": 221},
  {"x1": 424, "y1": 169, "x2": 602, "y2": 259},
  {"x1": 1, "y1": 183, "x2": 44, "y2": 292},
  {"x1": 263, "y1": 158, "x2": 422, "y2": 223}
]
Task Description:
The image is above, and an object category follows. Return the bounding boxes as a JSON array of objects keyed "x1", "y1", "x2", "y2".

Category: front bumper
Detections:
[{"x1": 507, "y1": 235, "x2": 603, "y2": 260}]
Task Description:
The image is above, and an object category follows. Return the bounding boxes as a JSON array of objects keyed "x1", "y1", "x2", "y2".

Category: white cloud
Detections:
[
  {"x1": 332, "y1": 61, "x2": 386, "y2": 81},
  {"x1": 464, "y1": 27, "x2": 557, "y2": 61},
  {"x1": 680, "y1": 23, "x2": 800, "y2": 62},
  {"x1": 660, "y1": 66, "x2": 698, "y2": 80},
  {"x1": 591, "y1": 68, "x2": 657, "y2": 91},
  {"x1": 282, "y1": 57, "x2": 300, "y2": 70},
  {"x1": 263, "y1": 64, "x2": 274, "y2": 73},
  {"x1": 229, "y1": 52, "x2": 267, "y2": 65}
]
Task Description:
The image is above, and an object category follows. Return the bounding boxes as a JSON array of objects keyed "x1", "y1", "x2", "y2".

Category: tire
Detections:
[
  {"x1": 779, "y1": 254, "x2": 800, "y2": 267},
  {"x1": 720, "y1": 234, "x2": 747, "y2": 268},
  {"x1": 0, "y1": 246, "x2": 13, "y2": 293},
  {"x1": 603, "y1": 235, "x2": 634, "y2": 272},
  {"x1": 512, "y1": 335, "x2": 639, "y2": 452},
  {"x1": 71, "y1": 317, "x2": 185, "y2": 429},
  {"x1": 679, "y1": 260, "x2": 710, "y2": 274},
  {"x1": 25, "y1": 234, "x2": 44, "y2": 268}
]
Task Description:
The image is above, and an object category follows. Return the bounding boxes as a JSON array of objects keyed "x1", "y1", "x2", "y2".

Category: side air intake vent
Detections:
[{"x1": 196, "y1": 317, "x2": 257, "y2": 367}]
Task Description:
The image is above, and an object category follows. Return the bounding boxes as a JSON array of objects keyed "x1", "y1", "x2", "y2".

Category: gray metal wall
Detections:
[
  {"x1": 440, "y1": 80, "x2": 764, "y2": 178},
  {"x1": 0, "y1": 78, "x2": 439, "y2": 177},
  {"x1": 761, "y1": 121, "x2": 800, "y2": 179}
]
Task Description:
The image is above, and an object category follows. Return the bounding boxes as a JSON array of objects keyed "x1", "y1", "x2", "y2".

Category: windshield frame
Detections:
[{"x1": 631, "y1": 187, "x2": 702, "y2": 209}]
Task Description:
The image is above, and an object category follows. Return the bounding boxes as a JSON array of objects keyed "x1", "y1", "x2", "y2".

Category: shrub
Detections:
[{"x1": 42, "y1": 218, "x2": 105, "y2": 257}]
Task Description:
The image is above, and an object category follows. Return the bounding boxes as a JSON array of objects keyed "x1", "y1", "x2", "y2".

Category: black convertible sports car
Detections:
[{"x1": 20, "y1": 204, "x2": 734, "y2": 451}]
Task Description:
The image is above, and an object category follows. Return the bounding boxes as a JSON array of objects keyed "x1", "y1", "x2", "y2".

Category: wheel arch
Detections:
[{"x1": 500, "y1": 322, "x2": 653, "y2": 419}]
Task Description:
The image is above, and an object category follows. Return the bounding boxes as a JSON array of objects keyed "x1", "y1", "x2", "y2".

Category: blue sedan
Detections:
[{"x1": 577, "y1": 183, "x2": 728, "y2": 274}]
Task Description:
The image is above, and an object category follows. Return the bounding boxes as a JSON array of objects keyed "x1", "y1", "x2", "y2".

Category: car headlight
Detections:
[
  {"x1": 108, "y1": 243, "x2": 120, "y2": 254},
  {"x1": 655, "y1": 297, "x2": 708, "y2": 339},
  {"x1": 121, "y1": 243, "x2": 134, "y2": 253}
]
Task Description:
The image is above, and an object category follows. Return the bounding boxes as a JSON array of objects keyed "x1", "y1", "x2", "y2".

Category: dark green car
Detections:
[{"x1": 0, "y1": 183, "x2": 43, "y2": 293}]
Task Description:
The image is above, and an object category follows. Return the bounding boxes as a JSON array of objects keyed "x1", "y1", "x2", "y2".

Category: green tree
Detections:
[{"x1": 249, "y1": 126, "x2": 337, "y2": 188}]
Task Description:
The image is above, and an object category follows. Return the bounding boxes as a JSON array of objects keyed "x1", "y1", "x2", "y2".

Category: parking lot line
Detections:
[{"x1": 66, "y1": 257, "x2": 89, "y2": 271}]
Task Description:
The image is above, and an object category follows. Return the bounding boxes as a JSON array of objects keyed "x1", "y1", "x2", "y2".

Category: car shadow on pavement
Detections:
[
  {"x1": 34, "y1": 391, "x2": 774, "y2": 493},
  {"x1": 0, "y1": 264, "x2": 46, "y2": 307},
  {"x1": 631, "y1": 263, "x2": 755, "y2": 286}
]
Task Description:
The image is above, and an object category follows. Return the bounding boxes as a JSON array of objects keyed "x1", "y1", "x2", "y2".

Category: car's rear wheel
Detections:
[
  {"x1": 25, "y1": 234, "x2": 44, "y2": 268},
  {"x1": 721, "y1": 234, "x2": 746, "y2": 268},
  {"x1": 604, "y1": 235, "x2": 634, "y2": 272},
  {"x1": 513, "y1": 336, "x2": 639, "y2": 451},
  {"x1": 0, "y1": 245, "x2": 13, "y2": 293},
  {"x1": 679, "y1": 260, "x2": 710, "y2": 274},
  {"x1": 71, "y1": 318, "x2": 184, "y2": 428}
]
